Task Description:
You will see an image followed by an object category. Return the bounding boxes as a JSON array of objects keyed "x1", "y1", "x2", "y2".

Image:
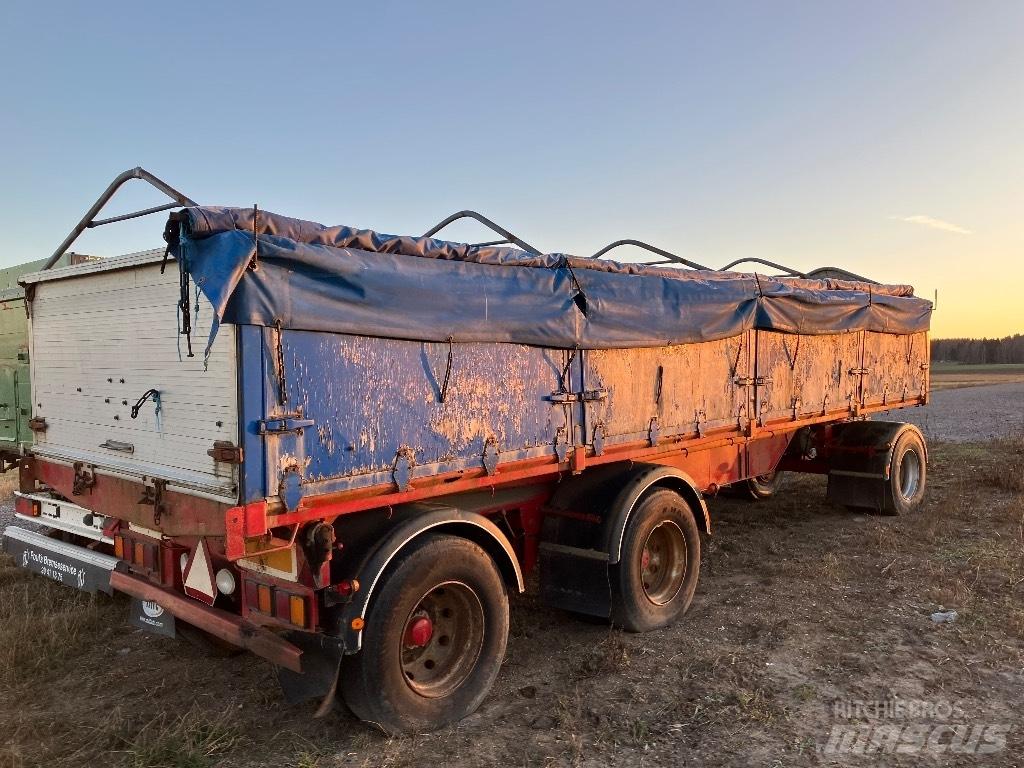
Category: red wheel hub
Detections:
[{"x1": 405, "y1": 615, "x2": 434, "y2": 648}]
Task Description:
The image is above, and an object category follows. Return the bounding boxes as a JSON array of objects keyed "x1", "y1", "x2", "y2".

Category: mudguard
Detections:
[
  {"x1": 825, "y1": 420, "x2": 926, "y2": 512},
  {"x1": 538, "y1": 463, "x2": 709, "y2": 618},
  {"x1": 338, "y1": 504, "x2": 523, "y2": 652},
  {"x1": 603, "y1": 464, "x2": 711, "y2": 564}
]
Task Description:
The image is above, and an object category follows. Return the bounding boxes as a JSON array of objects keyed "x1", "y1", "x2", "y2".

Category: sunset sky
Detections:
[{"x1": 1, "y1": 2, "x2": 1021, "y2": 339}]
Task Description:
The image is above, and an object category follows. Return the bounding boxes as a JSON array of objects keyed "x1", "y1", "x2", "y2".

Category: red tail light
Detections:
[{"x1": 14, "y1": 496, "x2": 40, "y2": 517}]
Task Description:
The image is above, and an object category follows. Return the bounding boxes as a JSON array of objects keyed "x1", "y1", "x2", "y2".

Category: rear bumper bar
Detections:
[
  {"x1": 2, "y1": 524, "x2": 304, "y2": 673},
  {"x1": 109, "y1": 569, "x2": 304, "y2": 673},
  {"x1": 4, "y1": 525, "x2": 118, "y2": 594}
]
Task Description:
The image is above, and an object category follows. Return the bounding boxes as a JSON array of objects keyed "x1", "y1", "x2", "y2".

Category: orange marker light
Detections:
[
  {"x1": 289, "y1": 595, "x2": 306, "y2": 627},
  {"x1": 350, "y1": 617, "x2": 365, "y2": 631},
  {"x1": 256, "y1": 584, "x2": 272, "y2": 613},
  {"x1": 133, "y1": 542, "x2": 144, "y2": 565},
  {"x1": 113, "y1": 536, "x2": 124, "y2": 559}
]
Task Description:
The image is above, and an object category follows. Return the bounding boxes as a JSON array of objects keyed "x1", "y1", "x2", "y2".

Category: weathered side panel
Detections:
[
  {"x1": 582, "y1": 332, "x2": 752, "y2": 449},
  {"x1": 266, "y1": 330, "x2": 571, "y2": 501},
  {"x1": 863, "y1": 331, "x2": 929, "y2": 408},
  {"x1": 756, "y1": 331, "x2": 863, "y2": 425},
  {"x1": 250, "y1": 326, "x2": 929, "y2": 510}
]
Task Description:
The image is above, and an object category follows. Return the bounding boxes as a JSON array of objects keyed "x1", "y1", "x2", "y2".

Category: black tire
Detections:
[
  {"x1": 610, "y1": 489, "x2": 701, "y2": 632},
  {"x1": 744, "y1": 471, "x2": 783, "y2": 500},
  {"x1": 886, "y1": 430, "x2": 927, "y2": 515},
  {"x1": 340, "y1": 534, "x2": 509, "y2": 734}
]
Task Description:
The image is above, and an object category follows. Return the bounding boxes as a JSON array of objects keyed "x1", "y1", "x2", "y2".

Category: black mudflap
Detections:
[
  {"x1": 277, "y1": 632, "x2": 346, "y2": 710},
  {"x1": 538, "y1": 542, "x2": 612, "y2": 618}
]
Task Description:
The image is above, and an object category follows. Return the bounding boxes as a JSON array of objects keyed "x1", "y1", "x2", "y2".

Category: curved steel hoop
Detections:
[
  {"x1": 422, "y1": 210, "x2": 541, "y2": 255},
  {"x1": 44, "y1": 167, "x2": 196, "y2": 270}
]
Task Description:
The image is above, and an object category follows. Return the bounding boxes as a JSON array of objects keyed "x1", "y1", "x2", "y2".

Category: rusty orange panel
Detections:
[
  {"x1": 756, "y1": 331, "x2": 862, "y2": 423},
  {"x1": 862, "y1": 331, "x2": 929, "y2": 407},
  {"x1": 584, "y1": 332, "x2": 752, "y2": 450}
]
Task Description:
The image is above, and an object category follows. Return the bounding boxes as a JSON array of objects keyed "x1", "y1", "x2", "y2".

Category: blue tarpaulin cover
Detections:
[{"x1": 166, "y1": 207, "x2": 932, "y2": 355}]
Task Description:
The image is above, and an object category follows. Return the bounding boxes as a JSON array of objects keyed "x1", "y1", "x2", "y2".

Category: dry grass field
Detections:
[
  {"x1": 930, "y1": 363, "x2": 1024, "y2": 391},
  {"x1": 0, "y1": 435, "x2": 1021, "y2": 767}
]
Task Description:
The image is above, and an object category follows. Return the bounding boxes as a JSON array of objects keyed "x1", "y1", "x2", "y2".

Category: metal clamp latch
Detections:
[
  {"x1": 545, "y1": 389, "x2": 608, "y2": 403},
  {"x1": 257, "y1": 409, "x2": 314, "y2": 436}
]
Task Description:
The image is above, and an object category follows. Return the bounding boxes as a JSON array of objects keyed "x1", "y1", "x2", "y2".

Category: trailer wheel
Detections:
[
  {"x1": 340, "y1": 534, "x2": 509, "y2": 734},
  {"x1": 744, "y1": 471, "x2": 783, "y2": 500},
  {"x1": 610, "y1": 489, "x2": 701, "y2": 632},
  {"x1": 886, "y1": 430, "x2": 927, "y2": 515}
]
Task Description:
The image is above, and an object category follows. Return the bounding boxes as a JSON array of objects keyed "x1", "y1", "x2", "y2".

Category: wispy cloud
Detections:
[{"x1": 889, "y1": 214, "x2": 972, "y2": 235}]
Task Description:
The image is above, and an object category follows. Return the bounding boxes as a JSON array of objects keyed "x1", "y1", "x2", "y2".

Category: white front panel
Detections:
[{"x1": 29, "y1": 258, "x2": 239, "y2": 499}]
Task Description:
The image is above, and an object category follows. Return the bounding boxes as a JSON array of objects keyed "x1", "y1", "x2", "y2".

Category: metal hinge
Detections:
[
  {"x1": 139, "y1": 478, "x2": 168, "y2": 526},
  {"x1": 72, "y1": 462, "x2": 95, "y2": 496},
  {"x1": 257, "y1": 408, "x2": 314, "y2": 436},
  {"x1": 482, "y1": 437, "x2": 500, "y2": 476},
  {"x1": 28, "y1": 417, "x2": 47, "y2": 433},
  {"x1": 392, "y1": 447, "x2": 414, "y2": 492},
  {"x1": 554, "y1": 427, "x2": 569, "y2": 462},
  {"x1": 545, "y1": 389, "x2": 608, "y2": 404},
  {"x1": 208, "y1": 441, "x2": 244, "y2": 464},
  {"x1": 733, "y1": 376, "x2": 772, "y2": 387},
  {"x1": 848, "y1": 367, "x2": 869, "y2": 376}
]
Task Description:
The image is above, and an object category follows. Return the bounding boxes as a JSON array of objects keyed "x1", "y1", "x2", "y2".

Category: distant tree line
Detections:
[{"x1": 931, "y1": 334, "x2": 1024, "y2": 364}]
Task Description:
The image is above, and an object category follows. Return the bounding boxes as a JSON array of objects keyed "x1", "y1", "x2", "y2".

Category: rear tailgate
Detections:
[{"x1": 25, "y1": 250, "x2": 239, "y2": 501}]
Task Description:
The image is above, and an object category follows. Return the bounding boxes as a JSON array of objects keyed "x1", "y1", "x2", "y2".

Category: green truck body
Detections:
[{"x1": 0, "y1": 253, "x2": 93, "y2": 461}]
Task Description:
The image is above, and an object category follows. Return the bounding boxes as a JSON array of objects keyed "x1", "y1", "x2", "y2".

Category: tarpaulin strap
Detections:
[
  {"x1": 178, "y1": 259, "x2": 194, "y2": 358},
  {"x1": 561, "y1": 257, "x2": 588, "y2": 316},
  {"x1": 439, "y1": 337, "x2": 454, "y2": 403},
  {"x1": 275, "y1": 319, "x2": 289, "y2": 404},
  {"x1": 250, "y1": 204, "x2": 260, "y2": 271},
  {"x1": 783, "y1": 335, "x2": 801, "y2": 370},
  {"x1": 729, "y1": 336, "x2": 745, "y2": 377},
  {"x1": 559, "y1": 346, "x2": 579, "y2": 393}
]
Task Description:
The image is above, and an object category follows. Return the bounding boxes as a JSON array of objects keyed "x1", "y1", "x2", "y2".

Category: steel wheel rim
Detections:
[
  {"x1": 899, "y1": 449, "x2": 921, "y2": 500},
  {"x1": 400, "y1": 580, "x2": 485, "y2": 699},
  {"x1": 639, "y1": 520, "x2": 687, "y2": 606}
]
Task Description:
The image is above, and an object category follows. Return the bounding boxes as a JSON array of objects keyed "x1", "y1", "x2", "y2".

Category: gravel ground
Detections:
[{"x1": 878, "y1": 381, "x2": 1024, "y2": 442}]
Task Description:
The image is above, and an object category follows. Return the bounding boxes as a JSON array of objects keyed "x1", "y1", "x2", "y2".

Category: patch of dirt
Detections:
[{"x1": 1, "y1": 442, "x2": 1022, "y2": 767}]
